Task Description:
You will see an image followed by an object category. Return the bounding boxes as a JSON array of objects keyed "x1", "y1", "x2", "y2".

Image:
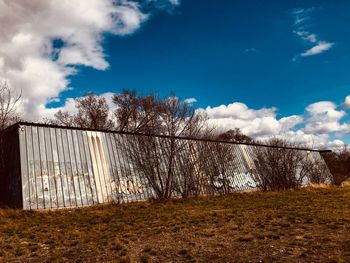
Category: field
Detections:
[{"x1": 0, "y1": 186, "x2": 349, "y2": 262}]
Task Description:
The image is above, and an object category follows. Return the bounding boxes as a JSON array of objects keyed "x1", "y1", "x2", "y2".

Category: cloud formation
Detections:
[
  {"x1": 199, "y1": 103, "x2": 293, "y2": 138},
  {"x1": 184, "y1": 98, "x2": 197, "y2": 104},
  {"x1": 0, "y1": 0, "x2": 177, "y2": 120},
  {"x1": 0, "y1": 1, "x2": 347, "y2": 149},
  {"x1": 292, "y1": 8, "x2": 334, "y2": 57},
  {"x1": 342, "y1": 95, "x2": 350, "y2": 109},
  {"x1": 304, "y1": 101, "x2": 349, "y2": 134},
  {"x1": 199, "y1": 96, "x2": 350, "y2": 149},
  {"x1": 52, "y1": 91, "x2": 350, "y2": 149},
  {"x1": 301, "y1": 41, "x2": 334, "y2": 57}
]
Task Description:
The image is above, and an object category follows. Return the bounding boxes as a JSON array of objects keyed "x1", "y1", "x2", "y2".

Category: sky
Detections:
[{"x1": 0, "y1": 0, "x2": 349, "y2": 148}]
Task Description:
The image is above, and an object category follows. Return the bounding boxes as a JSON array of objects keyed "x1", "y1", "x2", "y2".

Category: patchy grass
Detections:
[{"x1": 0, "y1": 187, "x2": 349, "y2": 262}]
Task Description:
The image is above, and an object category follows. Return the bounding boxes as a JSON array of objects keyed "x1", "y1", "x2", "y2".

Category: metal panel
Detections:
[
  {"x1": 15, "y1": 123, "x2": 332, "y2": 209},
  {"x1": 25, "y1": 126, "x2": 38, "y2": 209},
  {"x1": 55, "y1": 128, "x2": 70, "y2": 208},
  {"x1": 19, "y1": 126, "x2": 30, "y2": 209},
  {"x1": 76, "y1": 129, "x2": 93, "y2": 206},
  {"x1": 81, "y1": 130, "x2": 98, "y2": 204}
]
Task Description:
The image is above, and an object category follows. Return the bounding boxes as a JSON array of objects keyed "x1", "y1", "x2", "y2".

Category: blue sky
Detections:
[
  {"x1": 67, "y1": 1, "x2": 350, "y2": 115},
  {"x1": 1, "y1": 0, "x2": 349, "y2": 147}
]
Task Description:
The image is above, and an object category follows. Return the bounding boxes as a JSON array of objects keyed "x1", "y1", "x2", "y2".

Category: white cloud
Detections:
[
  {"x1": 198, "y1": 102, "x2": 298, "y2": 138},
  {"x1": 0, "y1": 0, "x2": 178, "y2": 121},
  {"x1": 279, "y1": 115, "x2": 303, "y2": 131},
  {"x1": 199, "y1": 99, "x2": 349, "y2": 149},
  {"x1": 303, "y1": 101, "x2": 350, "y2": 134},
  {"x1": 184, "y1": 98, "x2": 197, "y2": 104},
  {"x1": 43, "y1": 93, "x2": 349, "y2": 149},
  {"x1": 256, "y1": 130, "x2": 344, "y2": 150},
  {"x1": 203, "y1": 102, "x2": 276, "y2": 120},
  {"x1": 301, "y1": 41, "x2": 334, "y2": 57},
  {"x1": 295, "y1": 31, "x2": 318, "y2": 43},
  {"x1": 292, "y1": 8, "x2": 314, "y2": 25},
  {"x1": 342, "y1": 95, "x2": 350, "y2": 109},
  {"x1": 292, "y1": 8, "x2": 334, "y2": 57}
]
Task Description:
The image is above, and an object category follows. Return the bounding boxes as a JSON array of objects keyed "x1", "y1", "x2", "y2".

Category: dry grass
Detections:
[
  {"x1": 341, "y1": 179, "x2": 350, "y2": 188},
  {"x1": 0, "y1": 187, "x2": 349, "y2": 262}
]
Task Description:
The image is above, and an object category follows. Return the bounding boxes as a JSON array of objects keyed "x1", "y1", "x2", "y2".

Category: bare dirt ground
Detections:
[{"x1": 0, "y1": 186, "x2": 349, "y2": 262}]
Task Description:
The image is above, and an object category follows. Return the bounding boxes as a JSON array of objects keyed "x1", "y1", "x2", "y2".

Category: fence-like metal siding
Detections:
[{"x1": 18, "y1": 124, "x2": 329, "y2": 209}]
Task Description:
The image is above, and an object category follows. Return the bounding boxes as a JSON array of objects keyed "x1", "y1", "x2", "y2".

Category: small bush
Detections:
[
  {"x1": 301, "y1": 153, "x2": 333, "y2": 184},
  {"x1": 322, "y1": 147, "x2": 350, "y2": 185},
  {"x1": 251, "y1": 139, "x2": 306, "y2": 191}
]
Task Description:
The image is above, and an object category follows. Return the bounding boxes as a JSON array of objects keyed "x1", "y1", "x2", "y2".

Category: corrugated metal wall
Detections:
[{"x1": 17, "y1": 124, "x2": 328, "y2": 209}]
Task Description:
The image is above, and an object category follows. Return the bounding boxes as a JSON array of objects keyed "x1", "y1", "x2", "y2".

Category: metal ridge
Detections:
[{"x1": 3, "y1": 121, "x2": 332, "y2": 153}]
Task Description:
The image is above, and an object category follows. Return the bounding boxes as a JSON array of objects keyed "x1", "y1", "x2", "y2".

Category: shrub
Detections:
[
  {"x1": 300, "y1": 153, "x2": 333, "y2": 184},
  {"x1": 321, "y1": 147, "x2": 350, "y2": 185},
  {"x1": 251, "y1": 139, "x2": 306, "y2": 191}
]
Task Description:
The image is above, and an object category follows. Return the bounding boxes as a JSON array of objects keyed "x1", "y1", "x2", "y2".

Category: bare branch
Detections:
[
  {"x1": 0, "y1": 81, "x2": 22, "y2": 131},
  {"x1": 49, "y1": 93, "x2": 114, "y2": 130}
]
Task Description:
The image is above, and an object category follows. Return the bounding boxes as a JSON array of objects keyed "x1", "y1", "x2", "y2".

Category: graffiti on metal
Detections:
[{"x1": 17, "y1": 124, "x2": 328, "y2": 209}]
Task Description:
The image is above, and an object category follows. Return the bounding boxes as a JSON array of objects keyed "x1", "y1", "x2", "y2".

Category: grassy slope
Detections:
[{"x1": 0, "y1": 187, "x2": 349, "y2": 263}]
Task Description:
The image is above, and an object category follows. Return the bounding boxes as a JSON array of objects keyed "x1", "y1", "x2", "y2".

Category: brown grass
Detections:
[{"x1": 0, "y1": 187, "x2": 349, "y2": 262}]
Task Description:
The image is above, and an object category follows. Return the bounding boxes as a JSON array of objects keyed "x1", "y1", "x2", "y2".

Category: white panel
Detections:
[
  {"x1": 87, "y1": 131, "x2": 112, "y2": 203},
  {"x1": 19, "y1": 126, "x2": 30, "y2": 209}
]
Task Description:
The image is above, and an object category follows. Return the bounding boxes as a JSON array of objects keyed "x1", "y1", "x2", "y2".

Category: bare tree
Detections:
[
  {"x1": 300, "y1": 152, "x2": 333, "y2": 184},
  {"x1": 193, "y1": 128, "x2": 252, "y2": 194},
  {"x1": 50, "y1": 110, "x2": 76, "y2": 127},
  {"x1": 216, "y1": 128, "x2": 252, "y2": 143},
  {"x1": 0, "y1": 81, "x2": 21, "y2": 131},
  {"x1": 172, "y1": 140, "x2": 203, "y2": 198},
  {"x1": 113, "y1": 90, "x2": 163, "y2": 134},
  {"x1": 51, "y1": 93, "x2": 114, "y2": 130},
  {"x1": 113, "y1": 91, "x2": 209, "y2": 200},
  {"x1": 0, "y1": 82, "x2": 22, "y2": 206},
  {"x1": 196, "y1": 140, "x2": 237, "y2": 195},
  {"x1": 251, "y1": 138, "x2": 306, "y2": 191}
]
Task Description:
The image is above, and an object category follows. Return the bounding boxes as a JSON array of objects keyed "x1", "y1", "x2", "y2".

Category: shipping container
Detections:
[{"x1": 0, "y1": 122, "x2": 332, "y2": 209}]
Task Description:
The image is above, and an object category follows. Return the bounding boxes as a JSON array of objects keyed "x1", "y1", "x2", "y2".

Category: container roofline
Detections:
[{"x1": 5, "y1": 121, "x2": 331, "y2": 153}]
